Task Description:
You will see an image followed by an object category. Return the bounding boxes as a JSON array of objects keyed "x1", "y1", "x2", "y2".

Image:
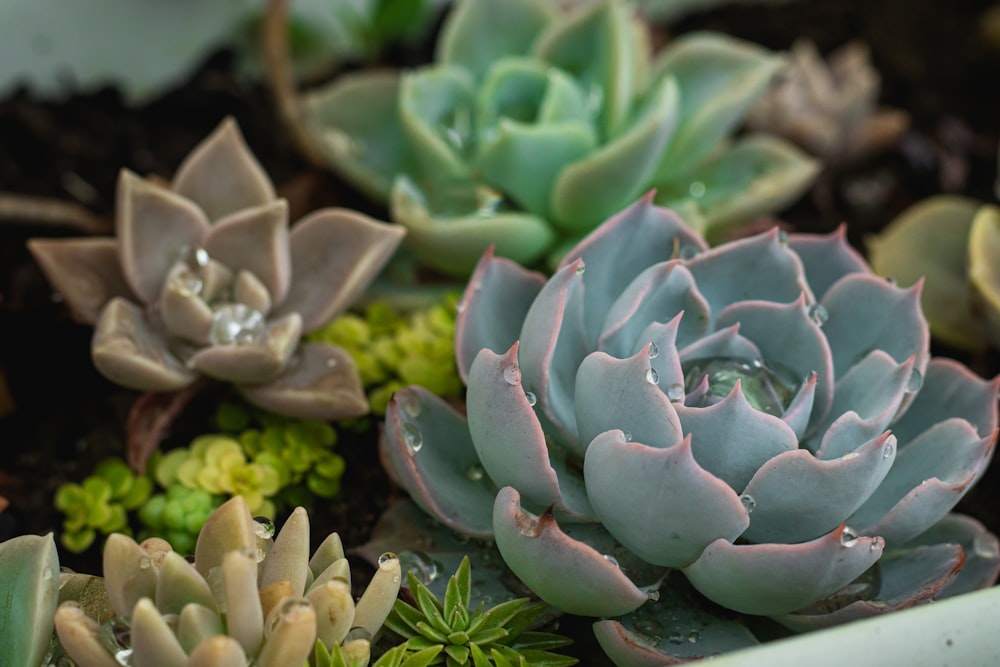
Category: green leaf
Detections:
[
  {"x1": 416, "y1": 620, "x2": 451, "y2": 645},
  {"x1": 0, "y1": 534, "x2": 59, "y2": 667},
  {"x1": 387, "y1": 596, "x2": 427, "y2": 637},
  {"x1": 444, "y1": 644, "x2": 472, "y2": 664}
]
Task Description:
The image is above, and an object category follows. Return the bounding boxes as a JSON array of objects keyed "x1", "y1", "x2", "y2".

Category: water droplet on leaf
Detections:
[
  {"x1": 465, "y1": 463, "x2": 485, "y2": 481},
  {"x1": 648, "y1": 342, "x2": 659, "y2": 359},
  {"x1": 401, "y1": 423, "x2": 423, "y2": 455},
  {"x1": 524, "y1": 390, "x2": 537, "y2": 406},
  {"x1": 906, "y1": 368, "x2": 923, "y2": 393},
  {"x1": 210, "y1": 304, "x2": 265, "y2": 346},
  {"x1": 841, "y1": 527, "x2": 859, "y2": 547},
  {"x1": 503, "y1": 365, "x2": 522, "y2": 386},
  {"x1": 646, "y1": 368, "x2": 659, "y2": 385},
  {"x1": 882, "y1": 435, "x2": 896, "y2": 459},
  {"x1": 666, "y1": 383, "x2": 684, "y2": 402},
  {"x1": 740, "y1": 494, "x2": 756, "y2": 513},
  {"x1": 808, "y1": 303, "x2": 828, "y2": 327}
]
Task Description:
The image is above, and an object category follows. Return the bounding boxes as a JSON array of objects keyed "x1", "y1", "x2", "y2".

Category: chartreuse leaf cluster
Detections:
[
  {"x1": 379, "y1": 556, "x2": 577, "y2": 667},
  {"x1": 311, "y1": 294, "x2": 464, "y2": 414},
  {"x1": 54, "y1": 458, "x2": 152, "y2": 552}
]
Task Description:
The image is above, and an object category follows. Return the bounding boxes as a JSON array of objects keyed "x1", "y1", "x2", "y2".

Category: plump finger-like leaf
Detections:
[
  {"x1": 171, "y1": 117, "x2": 276, "y2": 221},
  {"x1": 194, "y1": 496, "x2": 255, "y2": 579},
  {"x1": 684, "y1": 524, "x2": 883, "y2": 616},
  {"x1": 493, "y1": 487, "x2": 649, "y2": 617},
  {"x1": 585, "y1": 430, "x2": 749, "y2": 567},
  {"x1": 131, "y1": 597, "x2": 190, "y2": 666}
]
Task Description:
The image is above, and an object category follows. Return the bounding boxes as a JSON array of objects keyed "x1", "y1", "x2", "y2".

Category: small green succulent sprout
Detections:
[
  {"x1": 302, "y1": 0, "x2": 818, "y2": 275},
  {"x1": 137, "y1": 484, "x2": 221, "y2": 556},
  {"x1": 53, "y1": 496, "x2": 402, "y2": 666},
  {"x1": 55, "y1": 457, "x2": 153, "y2": 552},
  {"x1": 381, "y1": 556, "x2": 577, "y2": 667},
  {"x1": 311, "y1": 295, "x2": 463, "y2": 414}
]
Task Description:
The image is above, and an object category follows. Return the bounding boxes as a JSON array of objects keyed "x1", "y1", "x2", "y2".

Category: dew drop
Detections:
[
  {"x1": 869, "y1": 536, "x2": 885, "y2": 552},
  {"x1": 524, "y1": 390, "x2": 537, "y2": 406},
  {"x1": 678, "y1": 244, "x2": 700, "y2": 260},
  {"x1": 399, "y1": 393, "x2": 422, "y2": 418},
  {"x1": 401, "y1": 423, "x2": 423, "y2": 455},
  {"x1": 646, "y1": 588, "x2": 660, "y2": 602},
  {"x1": 688, "y1": 181, "x2": 706, "y2": 198},
  {"x1": 906, "y1": 368, "x2": 923, "y2": 393},
  {"x1": 688, "y1": 630, "x2": 701, "y2": 643},
  {"x1": 885, "y1": 276, "x2": 897, "y2": 287},
  {"x1": 170, "y1": 267, "x2": 204, "y2": 297},
  {"x1": 398, "y1": 550, "x2": 444, "y2": 585},
  {"x1": 648, "y1": 342, "x2": 659, "y2": 359},
  {"x1": 666, "y1": 383, "x2": 684, "y2": 402},
  {"x1": 455, "y1": 298, "x2": 466, "y2": 314},
  {"x1": 622, "y1": 430, "x2": 632, "y2": 442},
  {"x1": 465, "y1": 463, "x2": 485, "y2": 481},
  {"x1": 646, "y1": 368, "x2": 659, "y2": 385},
  {"x1": 190, "y1": 247, "x2": 209, "y2": 268},
  {"x1": 378, "y1": 552, "x2": 398, "y2": 567},
  {"x1": 667, "y1": 632, "x2": 684, "y2": 645},
  {"x1": 137, "y1": 557, "x2": 151, "y2": 570},
  {"x1": 882, "y1": 435, "x2": 897, "y2": 459},
  {"x1": 503, "y1": 365, "x2": 522, "y2": 386},
  {"x1": 973, "y1": 535, "x2": 1000, "y2": 560},
  {"x1": 808, "y1": 303, "x2": 829, "y2": 327},
  {"x1": 841, "y1": 527, "x2": 859, "y2": 547},
  {"x1": 739, "y1": 494, "x2": 756, "y2": 513},
  {"x1": 42, "y1": 567, "x2": 53, "y2": 581},
  {"x1": 253, "y1": 516, "x2": 276, "y2": 539},
  {"x1": 777, "y1": 230, "x2": 790, "y2": 245},
  {"x1": 346, "y1": 626, "x2": 373, "y2": 643},
  {"x1": 209, "y1": 304, "x2": 265, "y2": 346},
  {"x1": 602, "y1": 554, "x2": 620, "y2": 568},
  {"x1": 575, "y1": 262, "x2": 586, "y2": 275}
]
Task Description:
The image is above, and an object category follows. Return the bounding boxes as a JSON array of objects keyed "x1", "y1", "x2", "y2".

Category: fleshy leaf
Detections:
[
  {"x1": 381, "y1": 387, "x2": 496, "y2": 538},
  {"x1": 455, "y1": 247, "x2": 546, "y2": 381},
  {"x1": 492, "y1": 487, "x2": 649, "y2": 617},
  {"x1": 202, "y1": 200, "x2": 291, "y2": 305},
  {"x1": 550, "y1": 77, "x2": 680, "y2": 231},
  {"x1": 27, "y1": 238, "x2": 134, "y2": 325},
  {"x1": 820, "y1": 272, "x2": 929, "y2": 379},
  {"x1": 302, "y1": 71, "x2": 413, "y2": 201},
  {"x1": 741, "y1": 431, "x2": 896, "y2": 544},
  {"x1": 574, "y1": 349, "x2": 683, "y2": 449},
  {"x1": 790, "y1": 225, "x2": 870, "y2": 302},
  {"x1": 390, "y1": 176, "x2": 556, "y2": 277},
  {"x1": 274, "y1": 208, "x2": 405, "y2": 332},
  {"x1": 650, "y1": 32, "x2": 785, "y2": 178},
  {"x1": 585, "y1": 431, "x2": 749, "y2": 567},
  {"x1": 684, "y1": 524, "x2": 883, "y2": 615},
  {"x1": 654, "y1": 134, "x2": 819, "y2": 240},
  {"x1": 675, "y1": 383, "x2": 798, "y2": 492},
  {"x1": 560, "y1": 194, "x2": 707, "y2": 340},
  {"x1": 116, "y1": 169, "x2": 211, "y2": 304},
  {"x1": 92, "y1": 297, "x2": 198, "y2": 391},
  {"x1": 848, "y1": 419, "x2": 995, "y2": 545},
  {"x1": 868, "y1": 196, "x2": 988, "y2": 350},
  {"x1": 912, "y1": 513, "x2": 1000, "y2": 599},
  {"x1": 968, "y1": 204, "x2": 1000, "y2": 344},
  {"x1": 437, "y1": 0, "x2": 553, "y2": 80},
  {"x1": 399, "y1": 65, "x2": 477, "y2": 181},
  {"x1": 238, "y1": 342, "x2": 369, "y2": 420},
  {"x1": 0, "y1": 534, "x2": 59, "y2": 667},
  {"x1": 171, "y1": 117, "x2": 276, "y2": 221},
  {"x1": 467, "y1": 345, "x2": 593, "y2": 519},
  {"x1": 191, "y1": 313, "x2": 302, "y2": 384}
]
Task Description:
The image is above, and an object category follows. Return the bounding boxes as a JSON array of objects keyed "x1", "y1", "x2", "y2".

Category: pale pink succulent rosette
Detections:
[{"x1": 29, "y1": 118, "x2": 404, "y2": 419}]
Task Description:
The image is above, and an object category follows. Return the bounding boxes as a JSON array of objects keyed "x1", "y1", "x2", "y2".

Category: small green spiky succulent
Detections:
[
  {"x1": 379, "y1": 556, "x2": 577, "y2": 667},
  {"x1": 53, "y1": 496, "x2": 402, "y2": 666},
  {"x1": 54, "y1": 458, "x2": 153, "y2": 552}
]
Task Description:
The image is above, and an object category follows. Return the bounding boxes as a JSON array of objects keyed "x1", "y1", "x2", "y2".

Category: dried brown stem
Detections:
[
  {"x1": 262, "y1": 0, "x2": 326, "y2": 168},
  {"x1": 0, "y1": 192, "x2": 111, "y2": 234}
]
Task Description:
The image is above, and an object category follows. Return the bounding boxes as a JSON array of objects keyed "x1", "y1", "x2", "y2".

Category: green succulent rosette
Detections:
[
  {"x1": 55, "y1": 458, "x2": 153, "y2": 552},
  {"x1": 301, "y1": 0, "x2": 818, "y2": 276}
]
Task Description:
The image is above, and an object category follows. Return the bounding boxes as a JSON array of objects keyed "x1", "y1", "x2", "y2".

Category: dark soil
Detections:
[{"x1": 1, "y1": 0, "x2": 999, "y2": 661}]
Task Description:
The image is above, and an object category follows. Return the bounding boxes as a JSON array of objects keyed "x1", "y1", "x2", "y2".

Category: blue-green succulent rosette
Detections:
[
  {"x1": 302, "y1": 0, "x2": 818, "y2": 276},
  {"x1": 380, "y1": 194, "x2": 1000, "y2": 661}
]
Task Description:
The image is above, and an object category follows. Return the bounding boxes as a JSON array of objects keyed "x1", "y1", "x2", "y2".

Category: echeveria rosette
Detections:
[
  {"x1": 380, "y1": 194, "x2": 1000, "y2": 661},
  {"x1": 301, "y1": 0, "x2": 818, "y2": 276},
  {"x1": 28, "y1": 118, "x2": 404, "y2": 420}
]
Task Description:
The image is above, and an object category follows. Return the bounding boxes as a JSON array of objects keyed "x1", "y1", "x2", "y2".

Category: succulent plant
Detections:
[
  {"x1": 381, "y1": 555, "x2": 577, "y2": 667},
  {"x1": 138, "y1": 484, "x2": 221, "y2": 556},
  {"x1": 744, "y1": 40, "x2": 909, "y2": 164},
  {"x1": 55, "y1": 457, "x2": 153, "y2": 552},
  {"x1": 28, "y1": 118, "x2": 404, "y2": 419},
  {"x1": 54, "y1": 496, "x2": 402, "y2": 666},
  {"x1": 868, "y1": 196, "x2": 1000, "y2": 352},
  {"x1": 379, "y1": 194, "x2": 1000, "y2": 661},
  {"x1": 301, "y1": 0, "x2": 817, "y2": 276},
  {"x1": 311, "y1": 295, "x2": 463, "y2": 414},
  {"x1": 0, "y1": 533, "x2": 60, "y2": 667}
]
